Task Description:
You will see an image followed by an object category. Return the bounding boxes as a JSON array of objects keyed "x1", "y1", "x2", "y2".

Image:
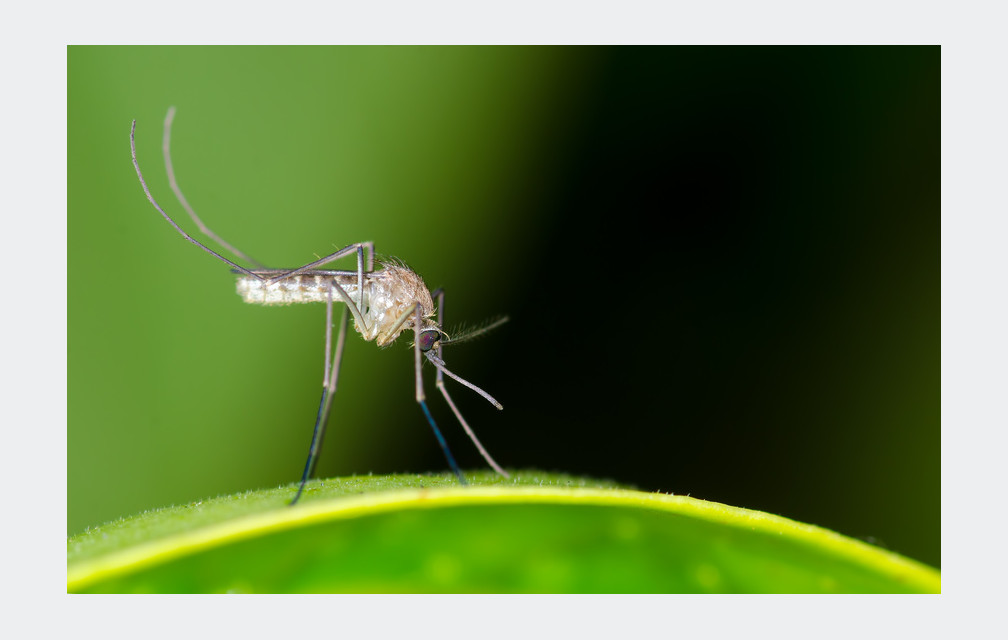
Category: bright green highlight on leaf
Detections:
[{"x1": 67, "y1": 472, "x2": 939, "y2": 593}]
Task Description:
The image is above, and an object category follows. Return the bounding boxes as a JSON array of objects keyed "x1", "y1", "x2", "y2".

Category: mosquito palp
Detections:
[{"x1": 130, "y1": 109, "x2": 509, "y2": 505}]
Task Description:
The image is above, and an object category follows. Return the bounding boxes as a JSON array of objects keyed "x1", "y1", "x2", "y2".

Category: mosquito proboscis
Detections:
[{"x1": 130, "y1": 108, "x2": 509, "y2": 505}]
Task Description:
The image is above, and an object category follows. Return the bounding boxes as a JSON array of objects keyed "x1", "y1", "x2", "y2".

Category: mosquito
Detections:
[{"x1": 130, "y1": 108, "x2": 509, "y2": 505}]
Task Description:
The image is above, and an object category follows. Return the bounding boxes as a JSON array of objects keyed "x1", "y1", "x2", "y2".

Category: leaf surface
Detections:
[{"x1": 68, "y1": 472, "x2": 940, "y2": 593}]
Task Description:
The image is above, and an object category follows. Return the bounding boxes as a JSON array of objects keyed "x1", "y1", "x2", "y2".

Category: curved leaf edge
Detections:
[{"x1": 68, "y1": 477, "x2": 940, "y2": 593}]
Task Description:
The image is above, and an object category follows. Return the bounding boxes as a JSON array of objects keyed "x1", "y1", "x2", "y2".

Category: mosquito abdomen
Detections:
[{"x1": 236, "y1": 273, "x2": 363, "y2": 306}]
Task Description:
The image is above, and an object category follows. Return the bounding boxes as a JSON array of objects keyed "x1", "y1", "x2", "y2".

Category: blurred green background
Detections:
[{"x1": 69, "y1": 47, "x2": 939, "y2": 568}]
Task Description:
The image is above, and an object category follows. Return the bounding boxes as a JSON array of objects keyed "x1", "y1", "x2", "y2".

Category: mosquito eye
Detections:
[{"x1": 418, "y1": 330, "x2": 442, "y2": 352}]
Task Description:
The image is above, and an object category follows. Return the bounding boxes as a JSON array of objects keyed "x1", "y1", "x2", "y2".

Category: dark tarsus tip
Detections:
[{"x1": 419, "y1": 400, "x2": 468, "y2": 486}]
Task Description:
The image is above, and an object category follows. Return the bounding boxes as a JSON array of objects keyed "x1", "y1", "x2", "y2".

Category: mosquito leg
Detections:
[
  {"x1": 264, "y1": 242, "x2": 373, "y2": 286},
  {"x1": 137, "y1": 112, "x2": 377, "y2": 289},
  {"x1": 131, "y1": 120, "x2": 264, "y2": 281},
  {"x1": 315, "y1": 304, "x2": 350, "y2": 477},
  {"x1": 291, "y1": 288, "x2": 349, "y2": 505},
  {"x1": 162, "y1": 107, "x2": 267, "y2": 269},
  {"x1": 430, "y1": 288, "x2": 509, "y2": 478},
  {"x1": 413, "y1": 306, "x2": 467, "y2": 485},
  {"x1": 290, "y1": 288, "x2": 335, "y2": 505},
  {"x1": 356, "y1": 245, "x2": 364, "y2": 309}
]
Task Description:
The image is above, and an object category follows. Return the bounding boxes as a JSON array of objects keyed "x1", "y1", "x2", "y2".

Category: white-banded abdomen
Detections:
[
  {"x1": 235, "y1": 264, "x2": 436, "y2": 346},
  {"x1": 236, "y1": 273, "x2": 364, "y2": 307}
]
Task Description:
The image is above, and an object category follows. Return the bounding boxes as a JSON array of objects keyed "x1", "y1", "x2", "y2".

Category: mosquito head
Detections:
[{"x1": 417, "y1": 328, "x2": 446, "y2": 353}]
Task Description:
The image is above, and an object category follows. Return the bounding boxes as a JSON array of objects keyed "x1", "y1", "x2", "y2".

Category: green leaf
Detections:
[{"x1": 67, "y1": 472, "x2": 939, "y2": 593}]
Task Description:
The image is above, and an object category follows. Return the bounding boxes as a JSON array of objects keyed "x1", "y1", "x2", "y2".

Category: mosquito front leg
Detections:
[
  {"x1": 430, "y1": 288, "x2": 509, "y2": 478},
  {"x1": 412, "y1": 306, "x2": 467, "y2": 485}
]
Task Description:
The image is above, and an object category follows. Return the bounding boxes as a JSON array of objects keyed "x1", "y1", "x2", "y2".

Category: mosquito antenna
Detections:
[
  {"x1": 131, "y1": 119, "x2": 265, "y2": 281},
  {"x1": 440, "y1": 316, "x2": 510, "y2": 346},
  {"x1": 162, "y1": 107, "x2": 267, "y2": 269},
  {"x1": 425, "y1": 352, "x2": 503, "y2": 410}
]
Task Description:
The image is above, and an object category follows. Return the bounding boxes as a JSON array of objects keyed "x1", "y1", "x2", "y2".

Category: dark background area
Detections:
[
  {"x1": 70, "y1": 47, "x2": 938, "y2": 568},
  {"x1": 404, "y1": 47, "x2": 939, "y2": 565}
]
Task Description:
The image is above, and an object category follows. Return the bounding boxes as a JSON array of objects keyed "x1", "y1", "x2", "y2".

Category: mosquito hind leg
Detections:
[
  {"x1": 263, "y1": 241, "x2": 374, "y2": 286},
  {"x1": 162, "y1": 107, "x2": 266, "y2": 269},
  {"x1": 139, "y1": 109, "x2": 377, "y2": 288},
  {"x1": 430, "y1": 288, "x2": 509, "y2": 478},
  {"x1": 131, "y1": 119, "x2": 265, "y2": 281}
]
